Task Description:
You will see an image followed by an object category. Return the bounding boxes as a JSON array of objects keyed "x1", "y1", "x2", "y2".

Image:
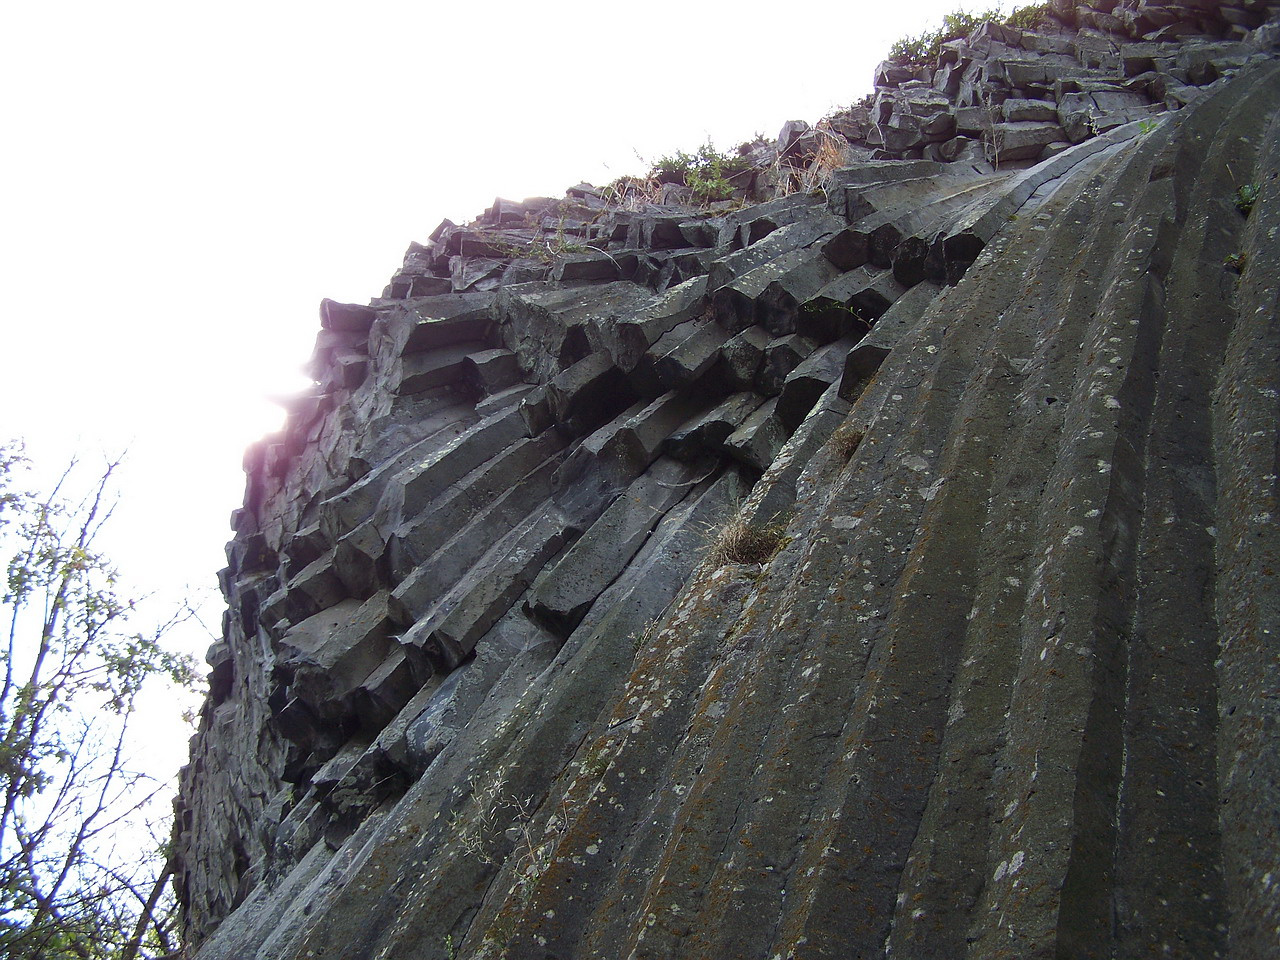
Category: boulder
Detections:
[
  {"x1": 1002, "y1": 97, "x2": 1059, "y2": 122},
  {"x1": 991, "y1": 120, "x2": 1070, "y2": 160},
  {"x1": 757, "y1": 333, "x2": 818, "y2": 396},
  {"x1": 276, "y1": 593, "x2": 395, "y2": 722},
  {"x1": 319, "y1": 299, "x2": 376, "y2": 334}
]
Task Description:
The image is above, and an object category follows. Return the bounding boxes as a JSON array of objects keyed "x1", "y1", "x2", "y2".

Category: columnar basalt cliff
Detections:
[{"x1": 176, "y1": 2, "x2": 1280, "y2": 957}]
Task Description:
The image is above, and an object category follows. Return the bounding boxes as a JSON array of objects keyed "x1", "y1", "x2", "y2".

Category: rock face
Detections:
[{"x1": 175, "y1": 4, "x2": 1280, "y2": 958}]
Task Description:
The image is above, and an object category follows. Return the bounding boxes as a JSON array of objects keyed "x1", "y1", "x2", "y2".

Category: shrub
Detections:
[
  {"x1": 888, "y1": 4, "x2": 1052, "y2": 66},
  {"x1": 648, "y1": 141, "x2": 750, "y2": 203},
  {"x1": 1005, "y1": 3, "x2": 1051, "y2": 28},
  {"x1": 889, "y1": 7, "x2": 1005, "y2": 65}
]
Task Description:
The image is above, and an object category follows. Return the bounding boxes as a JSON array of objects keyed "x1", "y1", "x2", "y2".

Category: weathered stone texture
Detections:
[{"x1": 175, "y1": 4, "x2": 1280, "y2": 958}]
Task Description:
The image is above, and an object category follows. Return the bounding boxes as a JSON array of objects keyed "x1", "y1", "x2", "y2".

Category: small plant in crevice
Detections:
[
  {"x1": 511, "y1": 216, "x2": 596, "y2": 265},
  {"x1": 455, "y1": 778, "x2": 573, "y2": 960},
  {"x1": 451, "y1": 773, "x2": 563, "y2": 892},
  {"x1": 1225, "y1": 162, "x2": 1261, "y2": 217},
  {"x1": 628, "y1": 615, "x2": 660, "y2": 652},
  {"x1": 1235, "y1": 182, "x2": 1260, "y2": 217},
  {"x1": 705, "y1": 511, "x2": 789, "y2": 567},
  {"x1": 579, "y1": 744, "x2": 611, "y2": 780},
  {"x1": 544, "y1": 217, "x2": 590, "y2": 257},
  {"x1": 1224, "y1": 251, "x2": 1248, "y2": 273},
  {"x1": 980, "y1": 83, "x2": 1004, "y2": 169},
  {"x1": 830, "y1": 426, "x2": 866, "y2": 463}
]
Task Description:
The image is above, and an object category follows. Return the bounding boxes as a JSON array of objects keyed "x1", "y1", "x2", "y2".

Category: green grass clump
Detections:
[{"x1": 1235, "y1": 182, "x2": 1261, "y2": 217}]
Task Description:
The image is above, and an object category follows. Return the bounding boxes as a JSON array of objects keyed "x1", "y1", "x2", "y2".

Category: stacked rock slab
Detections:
[
  {"x1": 176, "y1": 5, "x2": 1280, "y2": 959},
  {"x1": 833, "y1": 0, "x2": 1280, "y2": 170}
]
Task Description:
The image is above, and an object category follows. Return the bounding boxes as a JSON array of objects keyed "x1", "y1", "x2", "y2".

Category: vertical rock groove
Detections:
[{"x1": 176, "y1": 6, "x2": 1280, "y2": 958}]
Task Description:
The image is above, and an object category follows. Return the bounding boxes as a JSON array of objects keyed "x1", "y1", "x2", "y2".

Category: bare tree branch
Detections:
[
  {"x1": 121, "y1": 859, "x2": 173, "y2": 960},
  {"x1": 0, "y1": 443, "x2": 198, "y2": 960}
]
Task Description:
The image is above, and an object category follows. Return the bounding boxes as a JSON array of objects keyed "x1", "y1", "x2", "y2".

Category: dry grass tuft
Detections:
[
  {"x1": 706, "y1": 513, "x2": 788, "y2": 566},
  {"x1": 801, "y1": 126, "x2": 853, "y2": 194},
  {"x1": 599, "y1": 174, "x2": 665, "y2": 211},
  {"x1": 830, "y1": 427, "x2": 865, "y2": 463}
]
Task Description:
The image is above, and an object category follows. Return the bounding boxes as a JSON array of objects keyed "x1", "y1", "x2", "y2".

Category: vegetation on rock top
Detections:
[
  {"x1": 888, "y1": 3, "x2": 1052, "y2": 65},
  {"x1": 649, "y1": 141, "x2": 754, "y2": 203}
]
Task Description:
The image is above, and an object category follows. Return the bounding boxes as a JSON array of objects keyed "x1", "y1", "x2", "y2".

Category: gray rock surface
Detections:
[{"x1": 176, "y1": 4, "x2": 1280, "y2": 958}]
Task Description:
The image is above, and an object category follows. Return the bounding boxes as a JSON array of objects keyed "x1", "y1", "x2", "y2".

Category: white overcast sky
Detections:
[{"x1": 0, "y1": 0, "x2": 1011, "y2": 775}]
